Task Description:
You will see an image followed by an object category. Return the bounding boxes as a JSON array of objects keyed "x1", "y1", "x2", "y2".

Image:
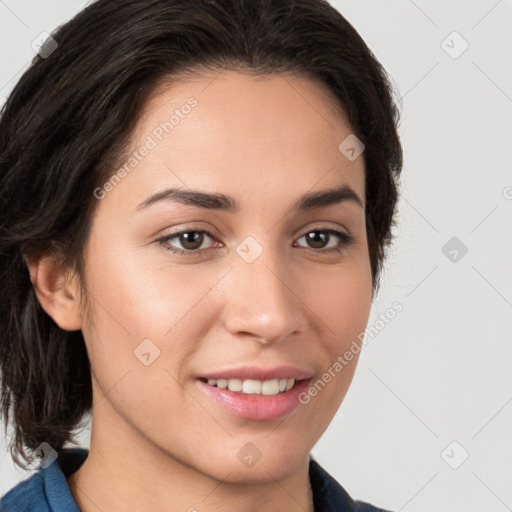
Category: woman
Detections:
[{"x1": 0, "y1": 0, "x2": 402, "y2": 510}]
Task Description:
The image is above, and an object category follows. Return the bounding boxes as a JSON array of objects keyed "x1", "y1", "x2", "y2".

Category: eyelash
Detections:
[{"x1": 157, "y1": 227, "x2": 355, "y2": 257}]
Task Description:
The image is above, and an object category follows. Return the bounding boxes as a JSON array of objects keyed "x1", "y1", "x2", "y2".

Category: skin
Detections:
[{"x1": 29, "y1": 70, "x2": 373, "y2": 512}]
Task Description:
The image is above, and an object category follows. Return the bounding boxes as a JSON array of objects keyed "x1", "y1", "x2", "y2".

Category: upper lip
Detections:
[{"x1": 199, "y1": 365, "x2": 313, "y2": 381}]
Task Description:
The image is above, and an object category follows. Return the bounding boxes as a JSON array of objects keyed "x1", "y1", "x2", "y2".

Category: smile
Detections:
[
  {"x1": 196, "y1": 376, "x2": 311, "y2": 421},
  {"x1": 200, "y1": 377, "x2": 296, "y2": 396}
]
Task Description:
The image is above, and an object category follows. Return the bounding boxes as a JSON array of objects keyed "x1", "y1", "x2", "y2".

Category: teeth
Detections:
[
  {"x1": 205, "y1": 377, "x2": 296, "y2": 395},
  {"x1": 227, "y1": 379, "x2": 243, "y2": 392},
  {"x1": 242, "y1": 379, "x2": 261, "y2": 394},
  {"x1": 261, "y1": 379, "x2": 279, "y2": 395}
]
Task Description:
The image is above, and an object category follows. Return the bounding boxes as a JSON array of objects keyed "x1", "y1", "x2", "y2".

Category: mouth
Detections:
[
  {"x1": 198, "y1": 377, "x2": 299, "y2": 396},
  {"x1": 196, "y1": 375, "x2": 312, "y2": 421}
]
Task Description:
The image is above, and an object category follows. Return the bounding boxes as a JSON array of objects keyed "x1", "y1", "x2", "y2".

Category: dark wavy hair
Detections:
[{"x1": 0, "y1": 0, "x2": 402, "y2": 469}]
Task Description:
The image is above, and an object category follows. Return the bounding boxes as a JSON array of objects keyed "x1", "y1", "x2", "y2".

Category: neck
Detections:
[{"x1": 67, "y1": 408, "x2": 315, "y2": 512}]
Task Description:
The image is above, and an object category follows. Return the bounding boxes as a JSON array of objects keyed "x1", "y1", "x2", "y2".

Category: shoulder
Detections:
[
  {"x1": 0, "y1": 447, "x2": 88, "y2": 512},
  {"x1": 354, "y1": 501, "x2": 394, "y2": 512},
  {"x1": 309, "y1": 455, "x2": 393, "y2": 512},
  {"x1": 0, "y1": 470, "x2": 50, "y2": 512}
]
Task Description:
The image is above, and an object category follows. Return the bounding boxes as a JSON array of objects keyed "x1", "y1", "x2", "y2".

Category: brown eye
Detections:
[
  {"x1": 158, "y1": 229, "x2": 218, "y2": 255},
  {"x1": 295, "y1": 229, "x2": 354, "y2": 252}
]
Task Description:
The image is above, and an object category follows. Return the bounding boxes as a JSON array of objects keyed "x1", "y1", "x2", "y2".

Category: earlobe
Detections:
[{"x1": 26, "y1": 254, "x2": 83, "y2": 331}]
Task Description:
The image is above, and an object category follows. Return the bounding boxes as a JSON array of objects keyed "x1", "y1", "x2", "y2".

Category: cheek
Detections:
[
  {"x1": 79, "y1": 236, "x2": 216, "y2": 384},
  {"x1": 311, "y1": 257, "x2": 373, "y2": 352},
  {"x1": 301, "y1": 261, "x2": 371, "y2": 418},
  {"x1": 82, "y1": 230, "x2": 203, "y2": 334}
]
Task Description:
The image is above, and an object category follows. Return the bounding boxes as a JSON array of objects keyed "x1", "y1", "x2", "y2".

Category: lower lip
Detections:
[{"x1": 196, "y1": 378, "x2": 311, "y2": 421}]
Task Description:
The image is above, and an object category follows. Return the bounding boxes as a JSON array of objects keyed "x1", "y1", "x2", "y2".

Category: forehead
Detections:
[{"x1": 104, "y1": 70, "x2": 365, "y2": 213}]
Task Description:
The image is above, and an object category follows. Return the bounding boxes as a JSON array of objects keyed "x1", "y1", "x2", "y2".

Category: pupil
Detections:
[
  {"x1": 307, "y1": 231, "x2": 327, "y2": 249},
  {"x1": 181, "y1": 231, "x2": 202, "y2": 250}
]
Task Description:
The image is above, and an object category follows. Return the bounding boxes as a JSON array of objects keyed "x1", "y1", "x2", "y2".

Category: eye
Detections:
[
  {"x1": 294, "y1": 229, "x2": 355, "y2": 253},
  {"x1": 158, "y1": 229, "x2": 218, "y2": 255},
  {"x1": 157, "y1": 227, "x2": 355, "y2": 256}
]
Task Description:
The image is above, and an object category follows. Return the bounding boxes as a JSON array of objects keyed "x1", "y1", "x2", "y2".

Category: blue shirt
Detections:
[{"x1": 0, "y1": 448, "x2": 392, "y2": 511}]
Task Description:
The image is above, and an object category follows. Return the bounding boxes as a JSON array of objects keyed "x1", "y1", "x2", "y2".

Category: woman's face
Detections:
[{"x1": 79, "y1": 70, "x2": 372, "y2": 482}]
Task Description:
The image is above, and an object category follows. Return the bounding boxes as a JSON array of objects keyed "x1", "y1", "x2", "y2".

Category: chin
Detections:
[
  {"x1": 215, "y1": 444, "x2": 309, "y2": 484},
  {"x1": 217, "y1": 461, "x2": 302, "y2": 486}
]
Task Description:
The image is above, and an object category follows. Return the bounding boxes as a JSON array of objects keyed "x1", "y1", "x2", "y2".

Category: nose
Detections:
[{"x1": 222, "y1": 239, "x2": 308, "y2": 345}]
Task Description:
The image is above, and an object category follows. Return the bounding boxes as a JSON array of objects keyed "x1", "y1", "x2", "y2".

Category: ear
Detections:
[{"x1": 26, "y1": 254, "x2": 83, "y2": 331}]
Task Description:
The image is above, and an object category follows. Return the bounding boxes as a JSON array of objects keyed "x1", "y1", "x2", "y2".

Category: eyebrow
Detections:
[{"x1": 136, "y1": 183, "x2": 363, "y2": 212}]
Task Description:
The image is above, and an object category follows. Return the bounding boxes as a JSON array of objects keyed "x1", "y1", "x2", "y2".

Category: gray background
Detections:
[{"x1": 1, "y1": 1, "x2": 511, "y2": 510}]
